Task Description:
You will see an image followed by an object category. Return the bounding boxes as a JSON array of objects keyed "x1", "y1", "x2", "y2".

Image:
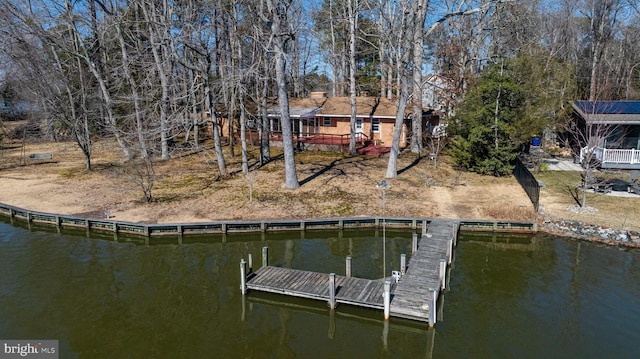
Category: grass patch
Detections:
[
  {"x1": 482, "y1": 204, "x2": 537, "y2": 221},
  {"x1": 535, "y1": 170, "x2": 640, "y2": 231}
]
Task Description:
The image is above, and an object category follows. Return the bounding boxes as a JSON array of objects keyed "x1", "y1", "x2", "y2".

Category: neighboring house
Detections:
[
  {"x1": 573, "y1": 100, "x2": 640, "y2": 169},
  {"x1": 422, "y1": 74, "x2": 457, "y2": 117}
]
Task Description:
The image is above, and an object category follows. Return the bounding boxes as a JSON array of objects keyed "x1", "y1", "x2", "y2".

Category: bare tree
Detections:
[
  {"x1": 426, "y1": 124, "x2": 448, "y2": 169},
  {"x1": 384, "y1": 0, "x2": 415, "y2": 178},
  {"x1": 582, "y1": 0, "x2": 627, "y2": 101},
  {"x1": 568, "y1": 101, "x2": 623, "y2": 208},
  {"x1": 348, "y1": 0, "x2": 358, "y2": 155},
  {"x1": 115, "y1": 14, "x2": 150, "y2": 159},
  {"x1": 410, "y1": 0, "x2": 428, "y2": 154},
  {"x1": 133, "y1": 157, "x2": 156, "y2": 203},
  {"x1": 261, "y1": 0, "x2": 300, "y2": 189},
  {"x1": 382, "y1": 0, "x2": 488, "y2": 177},
  {"x1": 141, "y1": 0, "x2": 173, "y2": 160}
]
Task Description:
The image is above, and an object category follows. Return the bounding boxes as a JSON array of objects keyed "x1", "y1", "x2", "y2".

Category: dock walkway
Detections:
[
  {"x1": 389, "y1": 219, "x2": 455, "y2": 321},
  {"x1": 246, "y1": 266, "x2": 391, "y2": 309},
  {"x1": 243, "y1": 219, "x2": 458, "y2": 325}
]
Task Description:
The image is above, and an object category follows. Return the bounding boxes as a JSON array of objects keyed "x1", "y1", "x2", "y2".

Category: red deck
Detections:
[{"x1": 245, "y1": 130, "x2": 390, "y2": 156}]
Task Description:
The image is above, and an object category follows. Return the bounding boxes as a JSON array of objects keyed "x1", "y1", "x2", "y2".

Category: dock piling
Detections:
[
  {"x1": 412, "y1": 233, "x2": 418, "y2": 254},
  {"x1": 439, "y1": 259, "x2": 447, "y2": 290},
  {"x1": 453, "y1": 221, "x2": 459, "y2": 246},
  {"x1": 428, "y1": 288, "x2": 437, "y2": 327},
  {"x1": 383, "y1": 280, "x2": 391, "y2": 320},
  {"x1": 248, "y1": 254, "x2": 253, "y2": 273},
  {"x1": 240, "y1": 259, "x2": 247, "y2": 295},
  {"x1": 329, "y1": 273, "x2": 336, "y2": 309},
  {"x1": 233, "y1": 219, "x2": 463, "y2": 325},
  {"x1": 262, "y1": 247, "x2": 268, "y2": 268}
]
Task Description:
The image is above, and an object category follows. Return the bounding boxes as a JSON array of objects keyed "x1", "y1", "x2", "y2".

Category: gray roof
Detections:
[{"x1": 267, "y1": 106, "x2": 320, "y2": 118}]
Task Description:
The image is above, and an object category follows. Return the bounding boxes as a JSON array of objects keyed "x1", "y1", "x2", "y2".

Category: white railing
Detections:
[
  {"x1": 603, "y1": 148, "x2": 640, "y2": 164},
  {"x1": 581, "y1": 146, "x2": 640, "y2": 165}
]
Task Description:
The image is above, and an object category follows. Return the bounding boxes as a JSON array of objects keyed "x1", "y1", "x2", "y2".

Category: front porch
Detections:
[{"x1": 581, "y1": 147, "x2": 640, "y2": 169}]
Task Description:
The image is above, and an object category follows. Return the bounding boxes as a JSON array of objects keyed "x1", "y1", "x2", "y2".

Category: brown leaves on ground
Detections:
[{"x1": 0, "y1": 140, "x2": 536, "y2": 224}]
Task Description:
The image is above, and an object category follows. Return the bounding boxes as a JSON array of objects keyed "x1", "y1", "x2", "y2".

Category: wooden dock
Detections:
[
  {"x1": 389, "y1": 219, "x2": 456, "y2": 322},
  {"x1": 246, "y1": 266, "x2": 392, "y2": 309},
  {"x1": 242, "y1": 219, "x2": 459, "y2": 326}
]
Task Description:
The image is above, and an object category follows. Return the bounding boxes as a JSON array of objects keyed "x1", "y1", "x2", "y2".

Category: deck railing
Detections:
[
  {"x1": 271, "y1": 131, "x2": 369, "y2": 146},
  {"x1": 581, "y1": 146, "x2": 640, "y2": 165},
  {"x1": 602, "y1": 148, "x2": 640, "y2": 164}
]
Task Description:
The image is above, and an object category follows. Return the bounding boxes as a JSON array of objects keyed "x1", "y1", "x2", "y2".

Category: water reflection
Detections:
[{"x1": 1, "y1": 218, "x2": 640, "y2": 358}]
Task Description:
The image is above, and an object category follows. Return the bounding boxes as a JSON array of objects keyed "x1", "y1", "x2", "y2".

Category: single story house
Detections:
[
  {"x1": 267, "y1": 92, "x2": 441, "y2": 151},
  {"x1": 573, "y1": 100, "x2": 640, "y2": 169}
]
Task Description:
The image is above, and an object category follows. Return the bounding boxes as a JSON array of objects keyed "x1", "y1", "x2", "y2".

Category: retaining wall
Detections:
[{"x1": 0, "y1": 202, "x2": 537, "y2": 239}]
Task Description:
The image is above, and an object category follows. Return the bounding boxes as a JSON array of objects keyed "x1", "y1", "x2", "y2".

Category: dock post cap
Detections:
[{"x1": 392, "y1": 271, "x2": 401, "y2": 283}]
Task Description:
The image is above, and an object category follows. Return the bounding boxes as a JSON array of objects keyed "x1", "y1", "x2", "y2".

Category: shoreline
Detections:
[
  {"x1": 2, "y1": 200, "x2": 638, "y2": 249},
  {"x1": 541, "y1": 219, "x2": 640, "y2": 249}
]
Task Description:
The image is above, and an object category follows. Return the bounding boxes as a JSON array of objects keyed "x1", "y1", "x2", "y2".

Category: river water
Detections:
[{"x1": 1, "y1": 218, "x2": 639, "y2": 358}]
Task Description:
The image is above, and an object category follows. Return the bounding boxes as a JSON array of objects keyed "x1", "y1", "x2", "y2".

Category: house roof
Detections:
[
  {"x1": 573, "y1": 100, "x2": 640, "y2": 124},
  {"x1": 267, "y1": 97, "x2": 327, "y2": 118},
  {"x1": 269, "y1": 96, "x2": 410, "y2": 119},
  {"x1": 320, "y1": 96, "x2": 407, "y2": 118}
]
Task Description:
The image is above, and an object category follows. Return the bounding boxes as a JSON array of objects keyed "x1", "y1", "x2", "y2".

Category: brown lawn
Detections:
[{"x1": 0, "y1": 139, "x2": 536, "y2": 225}]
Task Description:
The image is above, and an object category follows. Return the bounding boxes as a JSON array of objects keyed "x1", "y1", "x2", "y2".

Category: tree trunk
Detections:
[
  {"x1": 142, "y1": 1, "x2": 171, "y2": 160},
  {"x1": 275, "y1": 47, "x2": 300, "y2": 189},
  {"x1": 265, "y1": 0, "x2": 299, "y2": 189},
  {"x1": 379, "y1": 45, "x2": 386, "y2": 98},
  {"x1": 348, "y1": 0, "x2": 358, "y2": 155},
  {"x1": 205, "y1": 77, "x2": 228, "y2": 176},
  {"x1": 116, "y1": 23, "x2": 148, "y2": 158},
  {"x1": 240, "y1": 86, "x2": 249, "y2": 174},
  {"x1": 385, "y1": 77, "x2": 409, "y2": 178},
  {"x1": 385, "y1": 0, "x2": 417, "y2": 178},
  {"x1": 260, "y1": 72, "x2": 271, "y2": 164},
  {"x1": 410, "y1": 0, "x2": 428, "y2": 153}
]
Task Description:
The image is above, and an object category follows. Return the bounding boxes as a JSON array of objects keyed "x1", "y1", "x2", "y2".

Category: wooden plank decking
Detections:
[
  {"x1": 243, "y1": 219, "x2": 458, "y2": 324},
  {"x1": 389, "y1": 219, "x2": 455, "y2": 321},
  {"x1": 247, "y1": 266, "x2": 392, "y2": 309}
]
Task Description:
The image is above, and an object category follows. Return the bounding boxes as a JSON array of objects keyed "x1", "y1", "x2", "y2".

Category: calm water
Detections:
[{"x1": 1, "y1": 218, "x2": 639, "y2": 358}]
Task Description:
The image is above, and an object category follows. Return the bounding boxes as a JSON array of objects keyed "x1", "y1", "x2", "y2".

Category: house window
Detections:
[
  {"x1": 323, "y1": 117, "x2": 332, "y2": 126},
  {"x1": 371, "y1": 119, "x2": 380, "y2": 133}
]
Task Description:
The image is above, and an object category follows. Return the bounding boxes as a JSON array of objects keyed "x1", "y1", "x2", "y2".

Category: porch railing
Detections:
[
  {"x1": 247, "y1": 130, "x2": 369, "y2": 147},
  {"x1": 581, "y1": 146, "x2": 640, "y2": 165},
  {"x1": 603, "y1": 148, "x2": 640, "y2": 164}
]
